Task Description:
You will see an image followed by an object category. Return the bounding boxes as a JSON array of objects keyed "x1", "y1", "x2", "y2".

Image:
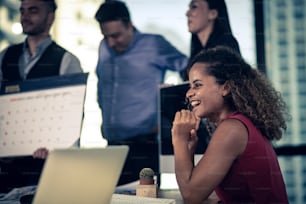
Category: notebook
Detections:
[{"x1": 32, "y1": 146, "x2": 129, "y2": 204}]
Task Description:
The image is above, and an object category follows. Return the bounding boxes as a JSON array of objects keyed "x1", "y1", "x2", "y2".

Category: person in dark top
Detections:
[
  {"x1": 184, "y1": 0, "x2": 240, "y2": 80},
  {"x1": 181, "y1": 0, "x2": 241, "y2": 156}
]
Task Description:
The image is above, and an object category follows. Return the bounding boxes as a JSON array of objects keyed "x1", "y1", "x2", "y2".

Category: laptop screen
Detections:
[{"x1": 32, "y1": 146, "x2": 129, "y2": 204}]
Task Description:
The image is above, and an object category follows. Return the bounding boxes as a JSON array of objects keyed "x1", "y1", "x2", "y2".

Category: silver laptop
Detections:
[{"x1": 32, "y1": 146, "x2": 129, "y2": 204}]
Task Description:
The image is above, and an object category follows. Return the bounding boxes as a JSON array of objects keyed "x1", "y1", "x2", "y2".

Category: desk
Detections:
[
  {"x1": 158, "y1": 190, "x2": 183, "y2": 203},
  {"x1": 159, "y1": 190, "x2": 220, "y2": 204},
  {"x1": 113, "y1": 187, "x2": 220, "y2": 204}
]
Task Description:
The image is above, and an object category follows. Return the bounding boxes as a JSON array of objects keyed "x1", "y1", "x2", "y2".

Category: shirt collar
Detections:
[
  {"x1": 23, "y1": 36, "x2": 53, "y2": 55},
  {"x1": 130, "y1": 27, "x2": 140, "y2": 46}
]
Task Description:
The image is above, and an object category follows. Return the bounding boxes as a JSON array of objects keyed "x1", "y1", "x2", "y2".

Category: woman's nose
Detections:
[
  {"x1": 186, "y1": 89, "x2": 195, "y2": 99},
  {"x1": 185, "y1": 89, "x2": 194, "y2": 110}
]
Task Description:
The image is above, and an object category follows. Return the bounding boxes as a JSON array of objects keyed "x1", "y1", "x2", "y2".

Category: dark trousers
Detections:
[
  {"x1": 0, "y1": 157, "x2": 45, "y2": 193},
  {"x1": 108, "y1": 133, "x2": 159, "y2": 186}
]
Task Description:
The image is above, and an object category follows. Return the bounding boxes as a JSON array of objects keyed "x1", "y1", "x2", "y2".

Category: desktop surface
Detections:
[
  {"x1": 112, "y1": 189, "x2": 220, "y2": 204},
  {"x1": 114, "y1": 179, "x2": 220, "y2": 204}
]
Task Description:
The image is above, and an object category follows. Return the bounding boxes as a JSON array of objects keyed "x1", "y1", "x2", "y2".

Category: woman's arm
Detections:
[{"x1": 172, "y1": 113, "x2": 248, "y2": 204}]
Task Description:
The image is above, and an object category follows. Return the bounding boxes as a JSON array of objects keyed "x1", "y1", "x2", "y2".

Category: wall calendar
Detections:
[{"x1": 0, "y1": 73, "x2": 88, "y2": 157}]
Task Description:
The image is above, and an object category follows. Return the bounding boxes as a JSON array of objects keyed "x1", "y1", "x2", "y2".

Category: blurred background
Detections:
[{"x1": 1, "y1": 0, "x2": 305, "y2": 203}]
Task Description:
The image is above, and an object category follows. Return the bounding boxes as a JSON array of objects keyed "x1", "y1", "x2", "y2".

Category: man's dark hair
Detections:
[
  {"x1": 44, "y1": 0, "x2": 57, "y2": 12},
  {"x1": 95, "y1": 0, "x2": 131, "y2": 25},
  {"x1": 20, "y1": 0, "x2": 57, "y2": 12}
]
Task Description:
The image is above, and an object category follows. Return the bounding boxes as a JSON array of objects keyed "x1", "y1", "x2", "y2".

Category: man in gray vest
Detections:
[{"x1": 0, "y1": 0, "x2": 82, "y2": 193}]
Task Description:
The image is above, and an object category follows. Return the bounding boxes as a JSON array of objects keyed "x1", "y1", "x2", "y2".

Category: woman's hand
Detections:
[
  {"x1": 172, "y1": 109, "x2": 200, "y2": 154},
  {"x1": 188, "y1": 128, "x2": 199, "y2": 155},
  {"x1": 33, "y1": 147, "x2": 49, "y2": 159}
]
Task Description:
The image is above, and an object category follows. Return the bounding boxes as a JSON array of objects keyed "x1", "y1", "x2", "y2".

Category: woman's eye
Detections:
[
  {"x1": 190, "y1": 5, "x2": 197, "y2": 9},
  {"x1": 194, "y1": 83, "x2": 202, "y2": 89},
  {"x1": 189, "y1": 3, "x2": 198, "y2": 9}
]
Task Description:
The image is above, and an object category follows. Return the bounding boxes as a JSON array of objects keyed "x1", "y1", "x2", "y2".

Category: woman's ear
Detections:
[
  {"x1": 222, "y1": 81, "x2": 231, "y2": 97},
  {"x1": 208, "y1": 9, "x2": 218, "y2": 21}
]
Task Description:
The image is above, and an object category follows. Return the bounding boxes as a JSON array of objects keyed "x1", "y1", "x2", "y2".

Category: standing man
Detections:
[
  {"x1": 0, "y1": 0, "x2": 83, "y2": 192},
  {"x1": 95, "y1": 0, "x2": 188, "y2": 185},
  {"x1": 0, "y1": 0, "x2": 82, "y2": 83}
]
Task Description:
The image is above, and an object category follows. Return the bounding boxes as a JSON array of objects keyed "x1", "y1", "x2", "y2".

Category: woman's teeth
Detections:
[{"x1": 191, "y1": 100, "x2": 200, "y2": 107}]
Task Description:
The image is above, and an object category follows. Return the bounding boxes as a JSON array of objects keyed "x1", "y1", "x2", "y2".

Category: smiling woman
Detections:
[{"x1": 172, "y1": 46, "x2": 289, "y2": 204}]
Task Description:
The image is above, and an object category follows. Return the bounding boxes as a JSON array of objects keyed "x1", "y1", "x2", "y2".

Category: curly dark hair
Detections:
[{"x1": 188, "y1": 46, "x2": 289, "y2": 141}]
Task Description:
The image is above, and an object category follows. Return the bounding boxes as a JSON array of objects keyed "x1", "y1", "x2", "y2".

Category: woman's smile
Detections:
[{"x1": 190, "y1": 99, "x2": 201, "y2": 110}]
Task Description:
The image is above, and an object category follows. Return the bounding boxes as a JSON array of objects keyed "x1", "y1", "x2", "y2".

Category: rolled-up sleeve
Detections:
[{"x1": 59, "y1": 52, "x2": 83, "y2": 75}]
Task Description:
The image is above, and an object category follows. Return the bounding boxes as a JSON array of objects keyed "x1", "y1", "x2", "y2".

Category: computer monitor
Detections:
[{"x1": 158, "y1": 82, "x2": 210, "y2": 189}]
